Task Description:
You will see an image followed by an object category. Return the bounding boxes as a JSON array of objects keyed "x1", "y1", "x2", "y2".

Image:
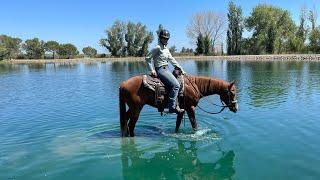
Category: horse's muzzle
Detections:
[{"x1": 230, "y1": 103, "x2": 238, "y2": 113}]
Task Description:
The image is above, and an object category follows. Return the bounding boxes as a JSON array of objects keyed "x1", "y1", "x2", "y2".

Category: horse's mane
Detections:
[{"x1": 187, "y1": 76, "x2": 229, "y2": 96}]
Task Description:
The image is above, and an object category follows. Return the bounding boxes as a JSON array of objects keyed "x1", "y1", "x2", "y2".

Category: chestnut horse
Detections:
[{"x1": 119, "y1": 75, "x2": 238, "y2": 137}]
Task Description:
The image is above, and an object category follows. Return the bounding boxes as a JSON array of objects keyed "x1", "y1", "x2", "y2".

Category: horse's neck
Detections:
[{"x1": 192, "y1": 76, "x2": 228, "y2": 97}]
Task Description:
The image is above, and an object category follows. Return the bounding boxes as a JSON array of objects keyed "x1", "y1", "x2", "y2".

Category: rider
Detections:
[{"x1": 145, "y1": 29, "x2": 186, "y2": 114}]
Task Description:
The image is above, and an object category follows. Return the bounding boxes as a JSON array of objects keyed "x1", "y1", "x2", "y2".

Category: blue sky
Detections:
[{"x1": 1, "y1": 0, "x2": 319, "y2": 53}]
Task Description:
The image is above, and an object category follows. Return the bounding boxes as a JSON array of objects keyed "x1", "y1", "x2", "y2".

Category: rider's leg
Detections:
[{"x1": 156, "y1": 66, "x2": 184, "y2": 113}]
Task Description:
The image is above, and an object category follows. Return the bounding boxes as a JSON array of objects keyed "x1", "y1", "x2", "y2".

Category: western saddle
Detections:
[{"x1": 142, "y1": 69, "x2": 184, "y2": 114}]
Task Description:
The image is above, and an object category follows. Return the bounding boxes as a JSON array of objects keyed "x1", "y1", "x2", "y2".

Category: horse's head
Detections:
[{"x1": 220, "y1": 81, "x2": 238, "y2": 113}]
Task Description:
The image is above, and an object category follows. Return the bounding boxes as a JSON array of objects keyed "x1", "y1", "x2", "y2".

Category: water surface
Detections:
[{"x1": 0, "y1": 60, "x2": 319, "y2": 179}]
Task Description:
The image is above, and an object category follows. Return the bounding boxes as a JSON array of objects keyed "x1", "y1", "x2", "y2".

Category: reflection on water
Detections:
[
  {"x1": 195, "y1": 61, "x2": 213, "y2": 76},
  {"x1": 111, "y1": 61, "x2": 146, "y2": 74},
  {"x1": 121, "y1": 138, "x2": 235, "y2": 179}
]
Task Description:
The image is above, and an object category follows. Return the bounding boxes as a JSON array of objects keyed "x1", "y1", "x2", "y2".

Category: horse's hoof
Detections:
[{"x1": 175, "y1": 129, "x2": 179, "y2": 133}]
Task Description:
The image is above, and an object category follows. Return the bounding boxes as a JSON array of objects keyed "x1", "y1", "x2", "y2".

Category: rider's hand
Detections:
[
  {"x1": 182, "y1": 70, "x2": 187, "y2": 75},
  {"x1": 150, "y1": 70, "x2": 157, "y2": 77}
]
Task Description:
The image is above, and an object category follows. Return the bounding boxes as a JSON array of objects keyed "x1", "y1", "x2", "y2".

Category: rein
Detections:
[{"x1": 185, "y1": 75, "x2": 235, "y2": 115}]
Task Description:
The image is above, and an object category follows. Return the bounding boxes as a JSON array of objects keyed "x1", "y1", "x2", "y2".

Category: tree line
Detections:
[
  {"x1": 1, "y1": 1, "x2": 320, "y2": 61},
  {"x1": 193, "y1": 1, "x2": 320, "y2": 55},
  {"x1": 226, "y1": 1, "x2": 320, "y2": 55},
  {"x1": 0, "y1": 36, "x2": 99, "y2": 60}
]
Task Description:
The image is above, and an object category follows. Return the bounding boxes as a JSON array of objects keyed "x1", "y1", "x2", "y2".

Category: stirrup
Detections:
[{"x1": 168, "y1": 107, "x2": 185, "y2": 114}]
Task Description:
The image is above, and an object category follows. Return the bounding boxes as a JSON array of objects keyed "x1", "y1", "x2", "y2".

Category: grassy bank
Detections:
[{"x1": 1, "y1": 54, "x2": 320, "y2": 64}]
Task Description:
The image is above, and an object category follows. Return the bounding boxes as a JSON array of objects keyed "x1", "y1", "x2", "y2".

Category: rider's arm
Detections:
[
  {"x1": 168, "y1": 52, "x2": 186, "y2": 74},
  {"x1": 145, "y1": 46, "x2": 159, "y2": 72}
]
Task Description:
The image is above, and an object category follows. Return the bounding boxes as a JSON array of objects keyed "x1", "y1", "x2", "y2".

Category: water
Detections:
[{"x1": 0, "y1": 60, "x2": 319, "y2": 179}]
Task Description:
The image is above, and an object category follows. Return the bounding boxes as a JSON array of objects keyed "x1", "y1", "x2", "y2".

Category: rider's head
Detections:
[{"x1": 159, "y1": 29, "x2": 170, "y2": 45}]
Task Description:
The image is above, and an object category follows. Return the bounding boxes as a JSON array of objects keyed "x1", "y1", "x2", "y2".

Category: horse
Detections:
[{"x1": 119, "y1": 74, "x2": 238, "y2": 137}]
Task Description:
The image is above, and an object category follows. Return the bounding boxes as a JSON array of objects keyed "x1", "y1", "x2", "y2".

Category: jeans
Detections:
[{"x1": 156, "y1": 65, "x2": 180, "y2": 110}]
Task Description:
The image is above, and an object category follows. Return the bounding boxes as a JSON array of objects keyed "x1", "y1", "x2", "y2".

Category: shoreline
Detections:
[{"x1": 1, "y1": 54, "x2": 320, "y2": 64}]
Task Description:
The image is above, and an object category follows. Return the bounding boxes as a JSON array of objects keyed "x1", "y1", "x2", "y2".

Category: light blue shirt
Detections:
[{"x1": 145, "y1": 43, "x2": 185, "y2": 73}]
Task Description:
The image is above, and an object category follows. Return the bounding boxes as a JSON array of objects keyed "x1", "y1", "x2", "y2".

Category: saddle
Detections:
[{"x1": 142, "y1": 69, "x2": 185, "y2": 113}]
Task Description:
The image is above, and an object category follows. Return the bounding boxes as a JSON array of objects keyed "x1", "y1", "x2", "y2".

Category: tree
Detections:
[
  {"x1": 23, "y1": 38, "x2": 45, "y2": 59},
  {"x1": 57, "y1": 43, "x2": 79, "y2": 59},
  {"x1": 245, "y1": 4, "x2": 296, "y2": 54},
  {"x1": 308, "y1": 9, "x2": 320, "y2": 53},
  {"x1": 100, "y1": 20, "x2": 126, "y2": 57},
  {"x1": 308, "y1": 28, "x2": 320, "y2": 53},
  {"x1": 309, "y1": 8, "x2": 317, "y2": 30},
  {"x1": 137, "y1": 32, "x2": 153, "y2": 57},
  {"x1": 82, "y1": 46, "x2": 97, "y2": 57},
  {"x1": 292, "y1": 6, "x2": 308, "y2": 53},
  {"x1": 169, "y1": 45, "x2": 177, "y2": 55},
  {"x1": 187, "y1": 11, "x2": 226, "y2": 51},
  {"x1": 181, "y1": 47, "x2": 186, "y2": 53},
  {"x1": 100, "y1": 20, "x2": 153, "y2": 57},
  {"x1": 44, "y1": 40, "x2": 59, "y2": 59},
  {"x1": 195, "y1": 33, "x2": 205, "y2": 55},
  {"x1": 297, "y1": 6, "x2": 308, "y2": 43},
  {"x1": 221, "y1": 43, "x2": 224, "y2": 55},
  {"x1": 125, "y1": 22, "x2": 154, "y2": 57},
  {"x1": 203, "y1": 35, "x2": 212, "y2": 55},
  {"x1": 0, "y1": 35, "x2": 22, "y2": 60},
  {"x1": 227, "y1": 1, "x2": 243, "y2": 55},
  {"x1": 0, "y1": 44, "x2": 7, "y2": 60}
]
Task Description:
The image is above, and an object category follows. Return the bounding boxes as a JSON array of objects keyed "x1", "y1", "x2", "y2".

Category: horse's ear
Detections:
[{"x1": 229, "y1": 80, "x2": 236, "y2": 89}]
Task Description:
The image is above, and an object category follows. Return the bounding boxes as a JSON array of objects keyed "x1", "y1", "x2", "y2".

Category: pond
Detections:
[{"x1": 0, "y1": 60, "x2": 319, "y2": 179}]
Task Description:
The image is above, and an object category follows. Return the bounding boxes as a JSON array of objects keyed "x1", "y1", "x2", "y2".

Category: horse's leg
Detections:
[
  {"x1": 128, "y1": 106, "x2": 143, "y2": 137},
  {"x1": 186, "y1": 106, "x2": 198, "y2": 131},
  {"x1": 175, "y1": 112, "x2": 185, "y2": 133}
]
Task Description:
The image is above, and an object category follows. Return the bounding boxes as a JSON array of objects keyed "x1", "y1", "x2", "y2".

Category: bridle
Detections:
[{"x1": 221, "y1": 89, "x2": 237, "y2": 107}]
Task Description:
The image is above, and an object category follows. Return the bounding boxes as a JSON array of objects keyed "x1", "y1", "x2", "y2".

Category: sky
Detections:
[{"x1": 1, "y1": 0, "x2": 319, "y2": 53}]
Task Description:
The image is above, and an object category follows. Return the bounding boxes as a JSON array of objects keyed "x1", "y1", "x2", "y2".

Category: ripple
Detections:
[{"x1": 163, "y1": 128, "x2": 220, "y2": 141}]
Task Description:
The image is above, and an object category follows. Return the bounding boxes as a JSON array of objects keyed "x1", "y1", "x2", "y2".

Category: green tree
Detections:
[
  {"x1": 100, "y1": 20, "x2": 126, "y2": 57},
  {"x1": 227, "y1": 0, "x2": 243, "y2": 55},
  {"x1": 57, "y1": 43, "x2": 79, "y2": 59},
  {"x1": 308, "y1": 9, "x2": 320, "y2": 53},
  {"x1": 23, "y1": 38, "x2": 45, "y2": 59},
  {"x1": 137, "y1": 32, "x2": 153, "y2": 57},
  {"x1": 309, "y1": 9, "x2": 317, "y2": 30},
  {"x1": 297, "y1": 7, "x2": 308, "y2": 44},
  {"x1": 195, "y1": 33, "x2": 205, "y2": 55},
  {"x1": 0, "y1": 35, "x2": 22, "y2": 60},
  {"x1": 44, "y1": 40, "x2": 59, "y2": 59},
  {"x1": 125, "y1": 22, "x2": 136, "y2": 56},
  {"x1": 245, "y1": 4, "x2": 296, "y2": 54},
  {"x1": 82, "y1": 46, "x2": 97, "y2": 57},
  {"x1": 221, "y1": 43, "x2": 224, "y2": 55},
  {"x1": 0, "y1": 44, "x2": 7, "y2": 60},
  {"x1": 308, "y1": 28, "x2": 320, "y2": 53},
  {"x1": 181, "y1": 47, "x2": 186, "y2": 53},
  {"x1": 203, "y1": 35, "x2": 212, "y2": 55},
  {"x1": 169, "y1": 45, "x2": 177, "y2": 55},
  {"x1": 289, "y1": 7, "x2": 308, "y2": 53},
  {"x1": 125, "y1": 22, "x2": 154, "y2": 57}
]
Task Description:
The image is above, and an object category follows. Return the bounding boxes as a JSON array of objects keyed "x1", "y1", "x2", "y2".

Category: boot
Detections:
[{"x1": 169, "y1": 106, "x2": 185, "y2": 114}]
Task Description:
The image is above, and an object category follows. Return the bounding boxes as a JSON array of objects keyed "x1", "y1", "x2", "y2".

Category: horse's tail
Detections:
[{"x1": 119, "y1": 84, "x2": 127, "y2": 136}]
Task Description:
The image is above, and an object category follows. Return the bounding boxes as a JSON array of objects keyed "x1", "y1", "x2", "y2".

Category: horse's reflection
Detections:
[{"x1": 121, "y1": 138, "x2": 235, "y2": 179}]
